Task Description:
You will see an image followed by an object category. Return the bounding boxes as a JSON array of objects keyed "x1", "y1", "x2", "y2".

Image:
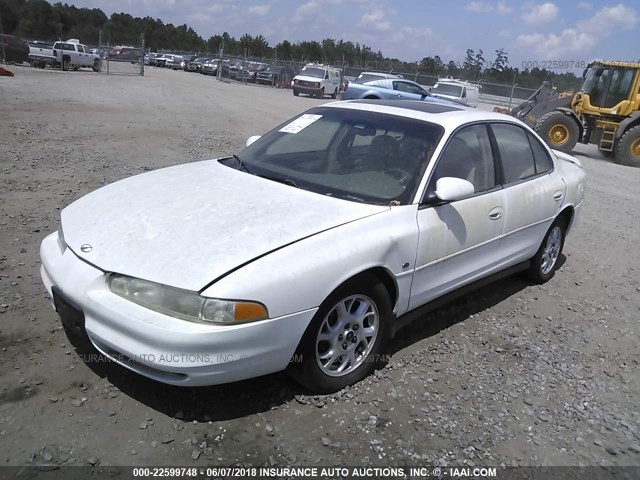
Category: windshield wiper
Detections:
[
  {"x1": 232, "y1": 154, "x2": 252, "y2": 174},
  {"x1": 258, "y1": 174, "x2": 300, "y2": 189}
]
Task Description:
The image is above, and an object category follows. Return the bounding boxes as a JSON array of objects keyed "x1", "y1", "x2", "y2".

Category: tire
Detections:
[
  {"x1": 62, "y1": 58, "x2": 70, "y2": 71},
  {"x1": 92, "y1": 60, "x2": 101, "y2": 72},
  {"x1": 293, "y1": 89, "x2": 299, "y2": 96},
  {"x1": 317, "y1": 88, "x2": 324, "y2": 99},
  {"x1": 528, "y1": 219, "x2": 566, "y2": 284},
  {"x1": 331, "y1": 88, "x2": 338, "y2": 99},
  {"x1": 534, "y1": 111, "x2": 579, "y2": 153},
  {"x1": 615, "y1": 125, "x2": 640, "y2": 168},
  {"x1": 72, "y1": 65, "x2": 79, "y2": 71},
  {"x1": 287, "y1": 275, "x2": 391, "y2": 393}
]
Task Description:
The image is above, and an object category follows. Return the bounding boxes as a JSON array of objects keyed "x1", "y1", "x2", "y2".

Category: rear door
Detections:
[{"x1": 489, "y1": 122, "x2": 565, "y2": 269}]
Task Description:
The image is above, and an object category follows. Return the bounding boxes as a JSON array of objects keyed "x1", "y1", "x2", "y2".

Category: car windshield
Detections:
[
  {"x1": 432, "y1": 83, "x2": 464, "y2": 96},
  {"x1": 222, "y1": 107, "x2": 444, "y2": 205},
  {"x1": 302, "y1": 67, "x2": 325, "y2": 78}
]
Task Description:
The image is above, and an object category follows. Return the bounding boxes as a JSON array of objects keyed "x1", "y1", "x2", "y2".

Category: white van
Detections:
[
  {"x1": 430, "y1": 79, "x2": 480, "y2": 106},
  {"x1": 293, "y1": 64, "x2": 342, "y2": 98}
]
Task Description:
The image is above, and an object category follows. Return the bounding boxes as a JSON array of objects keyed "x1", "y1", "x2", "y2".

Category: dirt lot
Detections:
[{"x1": 0, "y1": 66, "x2": 639, "y2": 470}]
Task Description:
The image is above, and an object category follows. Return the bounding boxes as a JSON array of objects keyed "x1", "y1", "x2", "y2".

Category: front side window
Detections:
[
  {"x1": 225, "y1": 107, "x2": 444, "y2": 205},
  {"x1": 491, "y1": 123, "x2": 537, "y2": 183},
  {"x1": 394, "y1": 81, "x2": 425, "y2": 96},
  {"x1": 428, "y1": 124, "x2": 495, "y2": 194}
]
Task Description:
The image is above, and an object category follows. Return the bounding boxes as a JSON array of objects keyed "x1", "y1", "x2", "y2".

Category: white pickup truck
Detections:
[{"x1": 52, "y1": 39, "x2": 101, "y2": 71}]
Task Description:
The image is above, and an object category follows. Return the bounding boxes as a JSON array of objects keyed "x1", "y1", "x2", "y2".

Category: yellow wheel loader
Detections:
[{"x1": 509, "y1": 61, "x2": 640, "y2": 167}]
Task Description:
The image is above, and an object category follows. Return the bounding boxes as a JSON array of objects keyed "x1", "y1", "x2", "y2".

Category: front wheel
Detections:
[
  {"x1": 288, "y1": 276, "x2": 391, "y2": 393},
  {"x1": 293, "y1": 89, "x2": 299, "y2": 96},
  {"x1": 615, "y1": 125, "x2": 640, "y2": 168},
  {"x1": 62, "y1": 58, "x2": 70, "y2": 71},
  {"x1": 534, "y1": 111, "x2": 579, "y2": 153},
  {"x1": 528, "y1": 220, "x2": 566, "y2": 284},
  {"x1": 316, "y1": 88, "x2": 324, "y2": 99}
]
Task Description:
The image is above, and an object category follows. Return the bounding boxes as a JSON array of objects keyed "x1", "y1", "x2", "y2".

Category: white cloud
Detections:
[
  {"x1": 577, "y1": 1, "x2": 591, "y2": 10},
  {"x1": 248, "y1": 4, "x2": 271, "y2": 16},
  {"x1": 496, "y1": 1, "x2": 513, "y2": 15},
  {"x1": 515, "y1": 4, "x2": 638, "y2": 59},
  {"x1": 579, "y1": 3, "x2": 638, "y2": 34},
  {"x1": 466, "y1": 1, "x2": 512, "y2": 15},
  {"x1": 293, "y1": 1, "x2": 319, "y2": 22},
  {"x1": 391, "y1": 26, "x2": 433, "y2": 44},
  {"x1": 522, "y1": 2, "x2": 559, "y2": 23},
  {"x1": 361, "y1": 9, "x2": 391, "y2": 31},
  {"x1": 516, "y1": 29, "x2": 597, "y2": 58},
  {"x1": 466, "y1": 1, "x2": 493, "y2": 12}
]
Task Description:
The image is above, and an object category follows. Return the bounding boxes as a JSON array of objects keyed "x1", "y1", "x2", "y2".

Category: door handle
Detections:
[
  {"x1": 553, "y1": 191, "x2": 564, "y2": 201},
  {"x1": 488, "y1": 207, "x2": 503, "y2": 220}
]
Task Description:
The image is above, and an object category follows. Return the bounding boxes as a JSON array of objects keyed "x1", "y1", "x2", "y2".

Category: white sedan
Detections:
[{"x1": 40, "y1": 100, "x2": 586, "y2": 393}]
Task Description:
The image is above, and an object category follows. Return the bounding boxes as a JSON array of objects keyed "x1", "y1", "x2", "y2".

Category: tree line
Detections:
[{"x1": 1, "y1": 0, "x2": 581, "y2": 91}]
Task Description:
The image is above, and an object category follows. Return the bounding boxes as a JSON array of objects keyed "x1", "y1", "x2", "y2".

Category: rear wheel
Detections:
[
  {"x1": 331, "y1": 87, "x2": 338, "y2": 99},
  {"x1": 288, "y1": 276, "x2": 391, "y2": 393},
  {"x1": 615, "y1": 125, "x2": 640, "y2": 168},
  {"x1": 534, "y1": 111, "x2": 579, "y2": 153},
  {"x1": 528, "y1": 219, "x2": 566, "y2": 284},
  {"x1": 92, "y1": 60, "x2": 101, "y2": 72}
]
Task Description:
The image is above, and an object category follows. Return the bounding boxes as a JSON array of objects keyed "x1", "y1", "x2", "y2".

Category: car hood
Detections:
[{"x1": 61, "y1": 159, "x2": 389, "y2": 291}]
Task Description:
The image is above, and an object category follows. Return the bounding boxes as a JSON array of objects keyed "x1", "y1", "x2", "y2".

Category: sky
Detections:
[{"x1": 60, "y1": 0, "x2": 639, "y2": 69}]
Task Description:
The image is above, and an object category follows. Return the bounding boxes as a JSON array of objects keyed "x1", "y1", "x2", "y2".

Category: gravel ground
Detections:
[{"x1": 0, "y1": 66, "x2": 638, "y2": 470}]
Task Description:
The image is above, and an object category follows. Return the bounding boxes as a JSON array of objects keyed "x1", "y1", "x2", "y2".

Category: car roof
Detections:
[{"x1": 322, "y1": 99, "x2": 521, "y2": 130}]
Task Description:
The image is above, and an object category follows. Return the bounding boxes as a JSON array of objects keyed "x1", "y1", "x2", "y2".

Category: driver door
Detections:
[
  {"x1": 409, "y1": 123, "x2": 506, "y2": 310},
  {"x1": 393, "y1": 80, "x2": 428, "y2": 100}
]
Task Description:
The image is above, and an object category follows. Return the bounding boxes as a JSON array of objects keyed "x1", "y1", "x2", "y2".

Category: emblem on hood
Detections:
[{"x1": 80, "y1": 244, "x2": 93, "y2": 253}]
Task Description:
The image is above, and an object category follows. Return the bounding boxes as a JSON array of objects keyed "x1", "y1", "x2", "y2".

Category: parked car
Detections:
[
  {"x1": 341, "y1": 77, "x2": 459, "y2": 104},
  {"x1": 257, "y1": 66, "x2": 297, "y2": 86},
  {"x1": 52, "y1": 39, "x2": 100, "y2": 72},
  {"x1": 144, "y1": 52, "x2": 160, "y2": 66},
  {"x1": 186, "y1": 57, "x2": 213, "y2": 72},
  {"x1": 28, "y1": 41, "x2": 55, "y2": 68},
  {"x1": 40, "y1": 100, "x2": 585, "y2": 393},
  {"x1": 354, "y1": 71, "x2": 403, "y2": 83},
  {"x1": 155, "y1": 54, "x2": 175, "y2": 68},
  {"x1": 1, "y1": 34, "x2": 29, "y2": 64},
  {"x1": 430, "y1": 79, "x2": 481, "y2": 106},
  {"x1": 292, "y1": 63, "x2": 342, "y2": 98},
  {"x1": 201, "y1": 59, "x2": 219, "y2": 75}
]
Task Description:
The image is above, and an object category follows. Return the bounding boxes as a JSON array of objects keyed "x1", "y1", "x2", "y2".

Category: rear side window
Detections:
[
  {"x1": 62, "y1": 43, "x2": 75, "y2": 51},
  {"x1": 491, "y1": 123, "x2": 537, "y2": 183},
  {"x1": 527, "y1": 132, "x2": 554, "y2": 173}
]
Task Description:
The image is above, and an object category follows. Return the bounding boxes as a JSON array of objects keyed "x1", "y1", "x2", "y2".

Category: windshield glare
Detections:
[
  {"x1": 432, "y1": 83, "x2": 464, "y2": 96},
  {"x1": 301, "y1": 67, "x2": 325, "y2": 78},
  {"x1": 224, "y1": 107, "x2": 443, "y2": 205}
]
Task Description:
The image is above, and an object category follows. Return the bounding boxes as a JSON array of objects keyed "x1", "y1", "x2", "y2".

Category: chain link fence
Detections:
[{"x1": 94, "y1": 33, "x2": 145, "y2": 76}]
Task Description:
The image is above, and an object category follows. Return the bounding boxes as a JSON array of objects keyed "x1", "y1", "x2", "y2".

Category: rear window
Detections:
[{"x1": 432, "y1": 83, "x2": 463, "y2": 96}]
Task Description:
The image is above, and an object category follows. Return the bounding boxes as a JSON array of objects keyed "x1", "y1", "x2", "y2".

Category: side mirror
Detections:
[
  {"x1": 246, "y1": 135, "x2": 261, "y2": 147},
  {"x1": 433, "y1": 177, "x2": 475, "y2": 202}
]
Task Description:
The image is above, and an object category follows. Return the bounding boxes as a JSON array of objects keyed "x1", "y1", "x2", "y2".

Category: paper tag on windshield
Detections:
[{"x1": 279, "y1": 114, "x2": 322, "y2": 134}]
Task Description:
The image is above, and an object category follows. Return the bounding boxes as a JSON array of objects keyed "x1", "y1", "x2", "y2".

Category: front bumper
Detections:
[
  {"x1": 294, "y1": 84, "x2": 322, "y2": 95},
  {"x1": 40, "y1": 232, "x2": 316, "y2": 386}
]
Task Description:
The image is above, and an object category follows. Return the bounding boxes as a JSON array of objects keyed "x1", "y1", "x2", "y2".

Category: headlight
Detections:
[{"x1": 107, "y1": 274, "x2": 268, "y2": 325}]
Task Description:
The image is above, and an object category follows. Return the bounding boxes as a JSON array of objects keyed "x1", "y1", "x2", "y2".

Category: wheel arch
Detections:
[
  {"x1": 557, "y1": 205, "x2": 575, "y2": 234},
  {"x1": 614, "y1": 112, "x2": 640, "y2": 141},
  {"x1": 555, "y1": 107, "x2": 584, "y2": 139}
]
